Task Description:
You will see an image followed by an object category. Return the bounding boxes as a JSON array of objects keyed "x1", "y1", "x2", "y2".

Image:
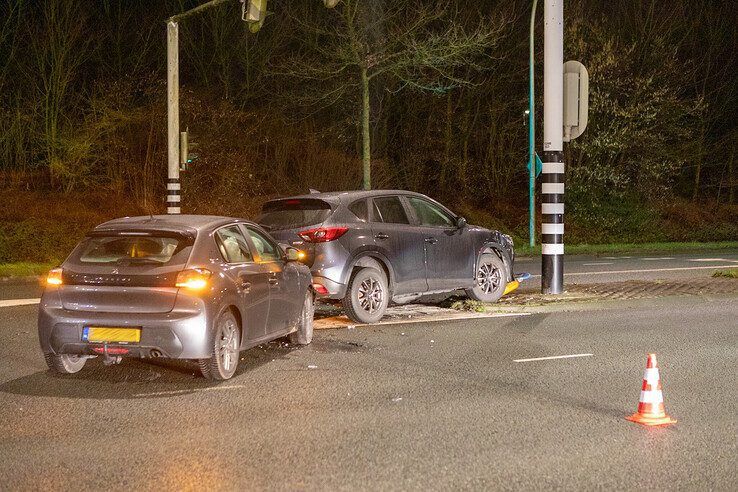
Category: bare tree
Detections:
[{"x1": 272, "y1": 0, "x2": 508, "y2": 189}]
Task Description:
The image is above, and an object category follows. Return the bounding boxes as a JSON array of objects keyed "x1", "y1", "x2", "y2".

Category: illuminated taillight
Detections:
[
  {"x1": 46, "y1": 268, "x2": 63, "y2": 286},
  {"x1": 312, "y1": 283, "x2": 329, "y2": 295},
  {"x1": 298, "y1": 227, "x2": 348, "y2": 243},
  {"x1": 175, "y1": 268, "x2": 212, "y2": 290}
]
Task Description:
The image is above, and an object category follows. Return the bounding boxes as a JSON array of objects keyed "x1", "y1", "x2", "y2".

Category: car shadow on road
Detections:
[{"x1": 0, "y1": 341, "x2": 297, "y2": 400}]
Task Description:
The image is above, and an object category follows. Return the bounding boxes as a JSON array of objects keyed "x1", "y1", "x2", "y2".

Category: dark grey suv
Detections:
[{"x1": 258, "y1": 190, "x2": 516, "y2": 324}]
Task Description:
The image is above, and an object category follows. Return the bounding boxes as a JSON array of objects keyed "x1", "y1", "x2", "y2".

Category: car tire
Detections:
[
  {"x1": 290, "y1": 289, "x2": 315, "y2": 345},
  {"x1": 342, "y1": 267, "x2": 389, "y2": 324},
  {"x1": 466, "y1": 252, "x2": 507, "y2": 303},
  {"x1": 44, "y1": 353, "x2": 86, "y2": 374},
  {"x1": 199, "y1": 309, "x2": 241, "y2": 381}
]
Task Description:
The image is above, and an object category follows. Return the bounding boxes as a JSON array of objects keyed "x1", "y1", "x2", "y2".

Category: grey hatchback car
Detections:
[
  {"x1": 258, "y1": 190, "x2": 517, "y2": 324},
  {"x1": 38, "y1": 215, "x2": 314, "y2": 380}
]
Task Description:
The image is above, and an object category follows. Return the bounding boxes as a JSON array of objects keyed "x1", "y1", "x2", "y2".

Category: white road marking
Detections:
[
  {"x1": 687, "y1": 258, "x2": 738, "y2": 263},
  {"x1": 133, "y1": 385, "x2": 246, "y2": 398},
  {"x1": 641, "y1": 257, "x2": 676, "y2": 261},
  {"x1": 582, "y1": 262, "x2": 614, "y2": 266},
  {"x1": 530, "y1": 265, "x2": 738, "y2": 277},
  {"x1": 514, "y1": 353, "x2": 593, "y2": 363},
  {"x1": 0, "y1": 298, "x2": 40, "y2": 308}
]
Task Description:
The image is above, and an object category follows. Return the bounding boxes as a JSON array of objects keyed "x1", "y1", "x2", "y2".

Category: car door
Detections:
[
  {"x1": 370, "y1": 195, "x2": 428, "y2": 295},
  {"x1": 243, "y1": 225, "x2": 302, "y2": 334},
  {"x1": 214, "y1": 225, "x2": 269, "y2": 343},
  {"x1": 405, "y1": 196, "x2": 475, "y2": 291}
]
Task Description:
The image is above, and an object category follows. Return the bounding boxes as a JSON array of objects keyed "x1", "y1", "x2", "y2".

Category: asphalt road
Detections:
[{"x1": 0, "y1": 276, "x2": 736, "y2": 489}]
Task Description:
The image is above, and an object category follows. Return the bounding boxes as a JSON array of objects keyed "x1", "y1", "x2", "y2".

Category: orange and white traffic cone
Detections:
[{"x1": 626, "y1": 353, "x2": 677, "y2": 426}]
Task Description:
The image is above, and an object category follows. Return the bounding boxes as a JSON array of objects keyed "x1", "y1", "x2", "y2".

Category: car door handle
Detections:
[
  {"x1": 424, "y1": 237, "x2": 438, "y2": 244},
  {"x1": 237, "y1": 273, "x2": 252, "y2": 292},
  {"x1": 375, "y1": 233, "x2": 389, "y2": 240}
]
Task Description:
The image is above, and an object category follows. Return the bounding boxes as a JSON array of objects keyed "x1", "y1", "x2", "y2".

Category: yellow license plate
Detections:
[{"x1": 84, "y1": 327, "x2": 141, "y2": 343}]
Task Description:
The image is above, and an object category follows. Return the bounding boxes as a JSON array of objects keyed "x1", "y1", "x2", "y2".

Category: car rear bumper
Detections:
[
  {"x1": 37, "y1": 293, "x2": 214, "y2": 360},
  {"x1": 311, "y1": 275, "x2": 347, "y2": 299}
]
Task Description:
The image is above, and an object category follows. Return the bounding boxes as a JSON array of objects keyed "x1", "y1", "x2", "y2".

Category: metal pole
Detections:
[
  {"x1": 166, "y1": 20, "x2": 181, "y2": 214},
  {"x1": 541, "y1": 0, "x2": 564, "y2": 294},
  {"x1": 528, "y1": 0, "x2": 538, "y2": 248}
]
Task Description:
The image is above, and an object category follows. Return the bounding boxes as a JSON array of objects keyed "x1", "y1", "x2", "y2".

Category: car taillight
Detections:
[
  {"x1": 298, "y1": 227, "x2": 348, "y2": 243},
  {"x1": 46, "y1": 268, "x2": 63, "y2": 286},
  {"x1": 312, "y1": 283, "x2": 329, "y2": 295},
  {"x1": 175, "y1": 268, "x2": 212, "y2": 290}
]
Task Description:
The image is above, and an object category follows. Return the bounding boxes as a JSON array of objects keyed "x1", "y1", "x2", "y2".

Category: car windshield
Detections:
[
  {"x1": 258, "y1": 199, "x2": 332, "y2": 230},
  {"x1": 75, "y1": 233, "x2": 192, "y2": 265}
]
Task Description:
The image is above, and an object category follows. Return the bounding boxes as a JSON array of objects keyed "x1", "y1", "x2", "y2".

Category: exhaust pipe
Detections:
[{"x1": 149, "y1": 349, "x2": 163, "y2": 358}]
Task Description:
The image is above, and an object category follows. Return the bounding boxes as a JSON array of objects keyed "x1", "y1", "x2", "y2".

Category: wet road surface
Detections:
[{"x1": 0, "y1": 281, "x2": 736, "y2": 489}]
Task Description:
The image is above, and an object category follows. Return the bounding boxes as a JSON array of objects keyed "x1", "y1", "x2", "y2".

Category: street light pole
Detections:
[
  {"x1": 528, "y1": 0, "x2": 538, "y2": 248},
  {"x1": 541, "y1": 0, "x2": 564, "y2": 294},
  {"x1": 166, "y1": 20, "x2": 181, "y2": 215}
]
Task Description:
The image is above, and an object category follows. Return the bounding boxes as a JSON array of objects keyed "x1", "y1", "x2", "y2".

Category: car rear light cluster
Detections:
[
  {"x1": 312, "y1": 283, "x2": 329, "y2": 295},
  {"x1": 175, "y1": 268, "x2": 212, "y2": 290},
  {"x1": 46, "y1": 268, "x2": 63, "y2": 286},
  {"x1": 298, "y1": 227, "x2": 348, "y2": 243}
]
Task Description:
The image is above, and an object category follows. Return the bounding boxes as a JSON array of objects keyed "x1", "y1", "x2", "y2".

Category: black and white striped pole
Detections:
[
  {"x1": 540, "y1": 0, "x2": 588, "y2": 294},
  {"x1": 541, "y1": 0, "x2": 564, "y2": 294}
]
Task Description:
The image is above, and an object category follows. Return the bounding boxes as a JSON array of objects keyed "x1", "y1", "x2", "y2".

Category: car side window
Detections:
[
  {"x1": 245, "y1": 227, "x2": 281, "y2": 262},
  {"x1": 348, "y1": 199, "x2": 368, "y2": 222},
  {"x1": 215, "y1": 226, "x2": 253, "y2": 263},
  {"x1": 408, "y1": 197, "x2": 455, "y2": 227},
  {"x1": 372, "y1": 196, "x2": 410, "y2": 224}
]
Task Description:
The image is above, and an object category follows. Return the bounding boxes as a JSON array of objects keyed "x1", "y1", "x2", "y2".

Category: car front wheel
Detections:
[
  {"x1": 466, "y1": 252, "x2": 507, "y2": 303},
  {"x1": 199, "y1": 309, "x2": 241, "y2": 381},
  {"x1": 342, "y1": 267, "x2": 389, "y2": 324},
  {"x1": 290, "y1": 289, "x2": 315, "y2": 345}
]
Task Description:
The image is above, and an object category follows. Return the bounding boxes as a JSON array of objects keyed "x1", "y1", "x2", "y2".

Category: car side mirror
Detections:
[
  {"x1": 284, "y1": 246, "x2": 304, "y2": 262},
  {"x1": 456, "y1": 216, "x2": 467, "y2": 229}
]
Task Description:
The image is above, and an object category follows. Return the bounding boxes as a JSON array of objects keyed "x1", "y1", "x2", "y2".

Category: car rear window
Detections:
[
  {"x1": 259, "y1": 199, "x2": 332, "y2": 230},
  {"x1": 72, "y1": 232, "x2": 193, "y2": 266}
]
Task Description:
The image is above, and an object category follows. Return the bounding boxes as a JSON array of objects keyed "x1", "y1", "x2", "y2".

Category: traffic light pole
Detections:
[
  {"x1": 541, "y1": 0, "x2": 564, "y2": 294},
  {"x1": 528, "y1": 0, "x2": 538, "y2": 248},
  {"x1": 166, "y1": 20, "x2": 181, "y2": 215}
]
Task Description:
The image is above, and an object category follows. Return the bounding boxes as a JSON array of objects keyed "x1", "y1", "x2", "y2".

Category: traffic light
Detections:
[
  {"x1": 241, "y1": 0, "x2": 267, "y2": 33},
  {"x1": 179, "y1": 130, "x2": 199, "y2": 172}
]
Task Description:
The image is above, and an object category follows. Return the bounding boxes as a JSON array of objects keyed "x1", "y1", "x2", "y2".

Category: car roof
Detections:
[
  {"x1": 264, "y1": 189, "x2": 431, "y2": 206},
  {"x1": 95, "y1": 215, "x2": 253, "y2": 234}
]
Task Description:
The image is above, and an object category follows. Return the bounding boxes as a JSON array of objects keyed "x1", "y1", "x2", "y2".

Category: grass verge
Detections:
[
  {"x1": 0, "y1": 262, "x2": 56, "y2": 279},
  {"x1": 712, "y1": 269, "x2": 738, "y2": 279},
  {"x1": 515, "y1": 241, "x2": 738, "y2": 258}
]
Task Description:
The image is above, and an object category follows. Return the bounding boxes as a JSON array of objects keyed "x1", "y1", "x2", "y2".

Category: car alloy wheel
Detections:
[
  {"x1": 466, "y1": 252, "x2": 507, "y2": 303},
  {"x1": 218, "y1": 317, "x2": 239, "y2": 375},
  {"x1": 342, "y1": 267, "x2": 389, "y2": 324},
  {"x1": 476, "y1": 261, "x2": 501, "y2": 295},
  {"x1": 200, "y1": 310, "x2": 240, "y2": 380},
  {"x1": 357, "y1": 276, "x2": 384, "y2": 315}
]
